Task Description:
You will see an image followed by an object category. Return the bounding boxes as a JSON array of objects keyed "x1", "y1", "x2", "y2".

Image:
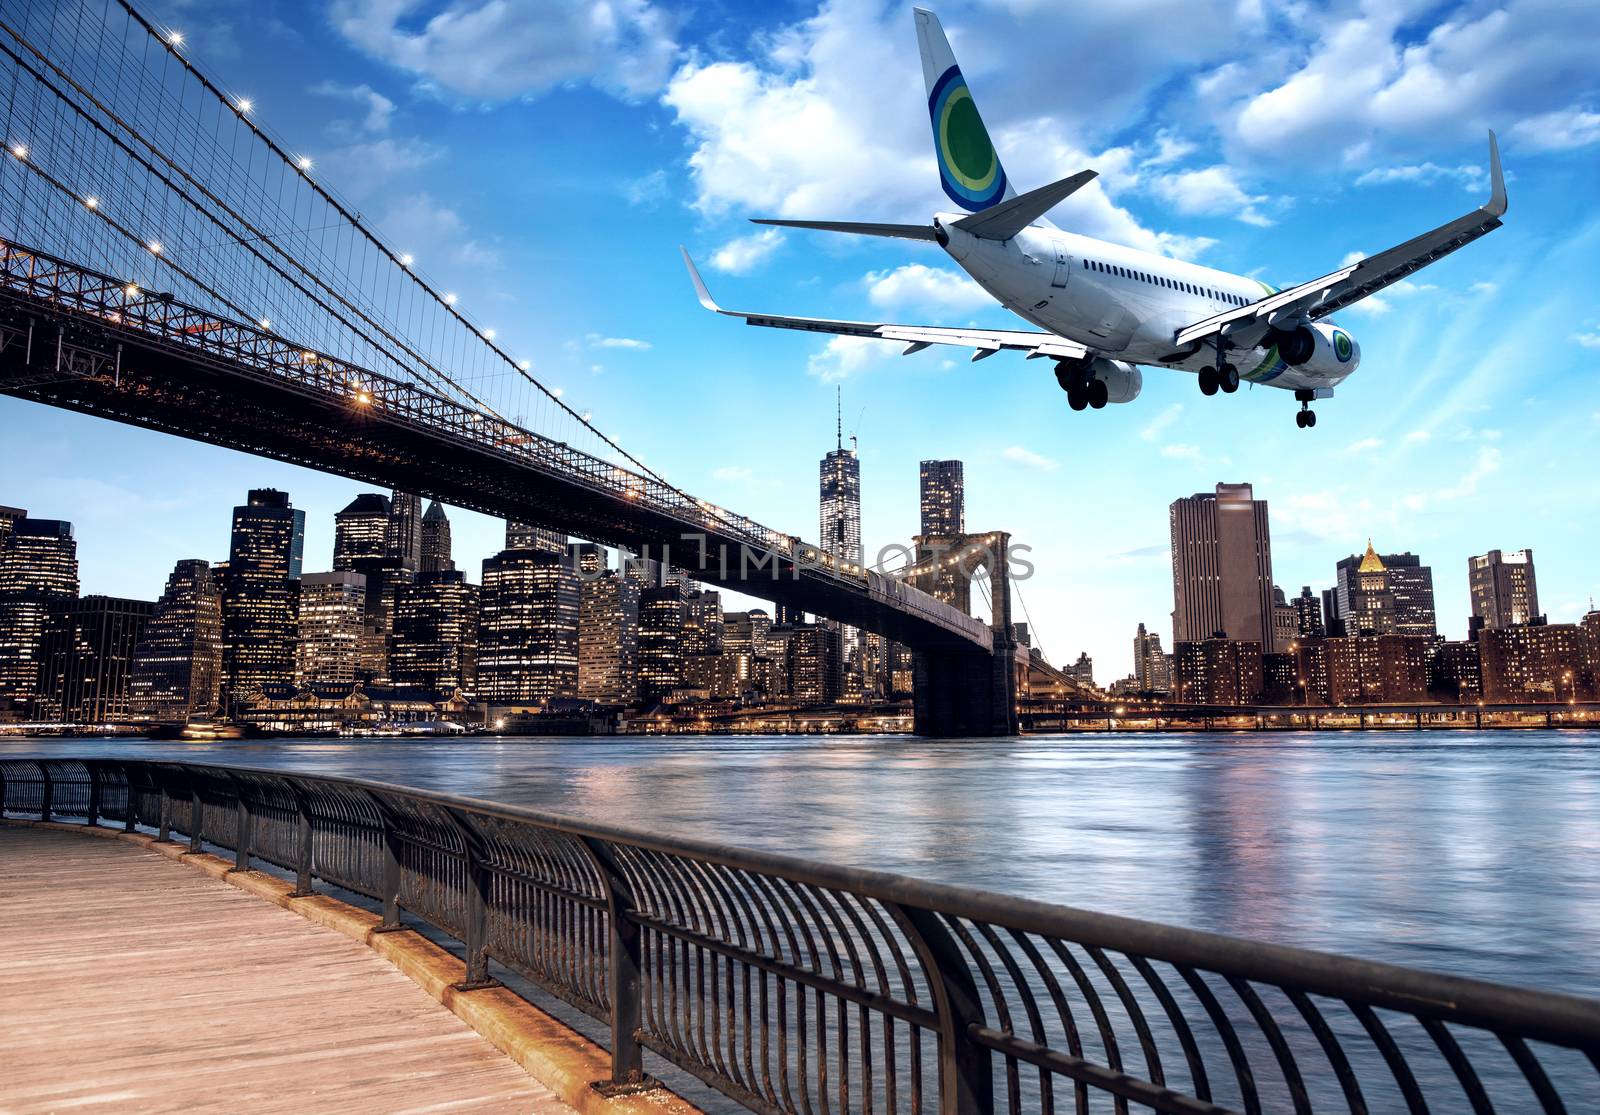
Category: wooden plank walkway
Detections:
[{"x1": 0, "y1": 825, "x2": 574, "y2": 1114}]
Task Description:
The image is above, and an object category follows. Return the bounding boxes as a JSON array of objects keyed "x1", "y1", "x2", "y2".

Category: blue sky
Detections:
[{"x1": 4, "y1": 0, "x2": 1598, "y2": 682}]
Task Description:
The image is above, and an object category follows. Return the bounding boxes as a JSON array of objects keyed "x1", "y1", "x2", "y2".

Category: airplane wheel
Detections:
[
  {"x1": 1054, "y1": 364, "x2": 1073, "y2": 392},
  {"x1": 1295, "y1": 410, "x2": 1307, "y2": 428},
  {"x1": 1296, "y1": 409, "x2": 1317, "y2": 428},
  {"x1": 1067, "y1": 386, "x2": 1089, "y2": 411},
  {"x1": 1306, "y1": 409, "x2": 1317, "y2": 427},
  {"x1": 1089, "y1": 379, "x2": 1109, "y2": 409},
  {"x1": 1199, "y1": 367, "x2": 1219, "y2": 396},
  {"x1": 1219, "y1": 364, "x2": 1240, "y2": 393}
]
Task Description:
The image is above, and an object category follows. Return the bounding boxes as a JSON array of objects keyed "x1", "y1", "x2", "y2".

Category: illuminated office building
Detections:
[
  {"x1": 1173, "y1": 638, "x2": 1263, "y2": 706},
  {"x1": 919, "y1": 460, "x2": 964, "y2": 536},
  {"x1": 129, "y1": 559, "x2": 223, "y2": 721},
  {"x1": 220, "y1": 489, "x2": 305, "y2": 704},
  {"x1": 1293, "y1": 586, "x2": 1325, "y2": 638},
  {"x1": 0, "y1": 517, "x2": 79, "y2": 713},
  {"x1": 420, "y1": 501, "x2": 454, "y2": 573},
  {"x1": 786, "y1": 623, "x2": 841, "y2": 704},
  {"x1": 1479, "y1": 622, "x2": 1593, "y2": 703},
  {"x1": 637, "y1": 586, "x2": 686, "y2": 703},
  {"x1": 294, "y1": 571, "x2": 368, "y2": 688},
  {"x1": 392, "y1": 570, "x2": 479, "y2": 693},
  {"x1": 0, "y1": 504, "x2": 24, "y2": 545},
  {"x1": 334, "y1": 494, "x2": 391, "y2": 570},
  {"x1": 388, "y1": 490, "x2": 423, "y2": 571},
  {"x1": 37, "y1": 595, "x2": 153, "y2": 723},
  {"x1": 1132, "y1": 622, "x2": 1172, "y2": 694},
  {"x1": 506, "y1": 521, "x2": 567, "y2": 554},
  {"x1": 578, "y1": 570, "x2": 639, "y2": 706},
  {"x1": 477, "y1": 549, "x2": 578, "y2": 704},
  {"x1": 1170, "y1": 482, "x2": 1274, "y2": 647},
  {"x1": 1469, "y1": 549, "x2": 1541, "y2": 631}
]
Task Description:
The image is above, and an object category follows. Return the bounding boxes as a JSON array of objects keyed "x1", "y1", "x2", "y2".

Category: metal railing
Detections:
[{"x1": 4, "y1": 757, "x2": 1598, "y2": 1114}]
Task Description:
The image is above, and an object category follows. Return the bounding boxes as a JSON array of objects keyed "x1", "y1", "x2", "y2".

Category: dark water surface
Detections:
[{"x1": 5, "y1": 731, "x2": 1599, "y2": 999}]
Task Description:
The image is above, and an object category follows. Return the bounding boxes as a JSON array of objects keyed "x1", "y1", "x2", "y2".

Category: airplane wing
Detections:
[
  {"x1": 681, "y1": 247, "x2": 1090, "y2": 363},
  {"x1": 1173, "y1": 131, "x2": 1507, "y2": 352}
]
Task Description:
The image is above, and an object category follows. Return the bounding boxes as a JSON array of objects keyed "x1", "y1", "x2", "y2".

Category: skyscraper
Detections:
[
  {"x1": 1469, "y1": 549, "x2": 1540, "y2": 630},
  {"x1": 1383, "y1": 553, "x2": 1438, "y2": 637},
  {"x1": 1293, "y1": 586, "x2": 1325, "y2": 638},
  {"x1": 221, "y1": 489, "x2": 304, "y2": 704},
  {"x1": 0, "y1": 517, "x2": 79, "y2": 713},
  {"x1": 387, "y1": 490, "x2": 423, "y2": 571},
  {"x1": 820, "y1": 393, "x2": 861, "y2": 674},
  {"x1": 420, "y1": 501, "x2": 454, "y2": 573},
  {"x1": 477, "y1": 549, "x2": 579, "y2": 705},
  {"x1": 919, "y1": 460, "x2": 964, "y2": 536},
  {"x1": 334, "y1": 494, "x2": 391, "y2": 571},
  {"x1": 1132, "y1": 622, "x2": 1172, "y2": 693},
  {"x1": 506, "y1": 521, "x2": 567, "y2": 554},
  {"x1": 637, "y1": 585, "x2": 686, "y2": 703},
  {"x1": 294, "y1": 571, "x2": 368, "y2": 688},
  {"x1": 129, "y1": 559, "x2": 224, "y2": 721},
  {"x1": 391, "y1": 570, "x2": 479, "y2": 693},
  {"x1": 36, "y1": 596, "x2": 153, "y2": 723},
  {"x1": 0, "y1": 504, "x2": 24, "y2": 544},
  {"x1": 1169, "y1": 482, "x2": 1274, "y2": 647},
  {"x1": 578, "y1": 571, "x2": 639, "y2": 706},
  {"x1": 1331, "y1": 545, "x2": 1436, "y2": 638}
]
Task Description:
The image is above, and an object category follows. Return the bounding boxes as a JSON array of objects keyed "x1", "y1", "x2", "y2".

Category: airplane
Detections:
[{"x1": 682, "y1": 6, "x2": 1507, "y2": 429}]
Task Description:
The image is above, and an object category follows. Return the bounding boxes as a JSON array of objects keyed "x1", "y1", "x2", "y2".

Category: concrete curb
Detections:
[{"x1": 4, "y1": 819, "x2": 700, "y2": 1115}]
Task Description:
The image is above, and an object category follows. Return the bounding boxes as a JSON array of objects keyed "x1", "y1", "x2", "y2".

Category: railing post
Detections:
[
  {"x1": 228, "y1": 775, "x2": 251, "y2": 873},
  {"x1": 372, "y1": 801, "x2": 405, "y2": 933},
  {"x1": 579, "y1": 836, "x2": 646, "y2": 1087},
  {"x1": 123, "y1": 762, "x2": 138, "y2": 833},
  {"x1": 186, "y1": 786, "x2": 203, "y2": 854},
  {"x1": 85, "y1": 763, "x2": 101, "y2": 827},
  {"x1": 887, "y1": 903, "x2": 994, "y2": 1115},
  {"x1": 157, "y1": 774, "x2": 171, "y2": 842},
  {"x1": 446, "y1": 809, "x2": 496, "y2": 991},
  {"x1": 288, "y1": 784, "x2": 314, "y2": 897},
  {"x1": 38, "y1": 762, "x2": 52, "y2": 822}
]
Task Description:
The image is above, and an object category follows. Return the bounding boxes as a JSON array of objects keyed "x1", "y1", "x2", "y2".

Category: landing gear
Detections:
[
  {"x1": 1218, "y1": 364, "x2": 1240, "y2": 393},
  {"x1": 1087, "y1": 378, "x2": 1108, "y2": 409},
  {"x1": 1198, "y1": 366, "x2": 1219, "y2": 395},
  {"x1": 1055, "y1": 359, "x2": 1106, "y2": 411},
  {"x1": 1295, "y1": 389, "x2": 1318, "y2": 428}
]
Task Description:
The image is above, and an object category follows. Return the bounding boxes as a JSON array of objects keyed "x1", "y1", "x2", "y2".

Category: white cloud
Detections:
[
  {"x1": 585, "y1": 334, "x2": 652, "y2": 350},
  {"x1": 710, "y1": 229, "x2": 782, "y2": 275},
  {"x1": 319, "y1": 136, "x2": 442, "y2": 197},
  {"x1": 1573, "y1": 331, "x2": 1600, "y2": 349},
  {"x1": 1510, "y1": 106, "x2": 1600, "y2": 151},
  {"x1": 1402, "y1": 446, "x2": 1502, "y2": 511},
  {"x1": 311, "y1": 81, "x2": 396, "y2": 133},
  {"x1": 623, "y1": 169, "x2": 669, "y2": 207},
  {"x1": 1346, "y1": 436, "x2": 1384, "y2": 455},
  {"x1": 807, "y1": 335, "x2": 897, "y2": 381},
  {"x1": 1354, "y1": 162, "x2": 1485, "y2": 190},
  {"x1": 1149, "y1": 164, "x2": 1273, "y2": 226},
  {"x1": 712, "y1": 465, "x2": 752, "y2": 481},
  {"x1": 1140, "y1": 403, "x2": 1183, "y2": 442},
  {"x1": 375, "y1": 192, "x2": 498, "y2": 271},
  {"x1": 1469, "y1": 281, "x2": 1499, "y2": 296},
  {"x1": 329, "y1": 0, "x2": 677, "y2": 100},
  {"x1": 864, "y1": 264, "x2": 990, "y2": 312},
  {"x1": 1403, "y1": 430, "x2": 1432, "y2": 445},
  {"x1": 1002, "y1": 445, "x2": 1059, "y2": 472}
]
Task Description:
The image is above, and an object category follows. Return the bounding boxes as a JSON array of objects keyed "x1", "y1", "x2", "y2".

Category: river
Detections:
[{"x1": 4, "y1": 730, "x2": 1599, "y2": 1000}]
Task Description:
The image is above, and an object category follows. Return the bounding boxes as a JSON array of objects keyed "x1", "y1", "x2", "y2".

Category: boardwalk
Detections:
[{"x1": 0, "y1": 825, "x2": 572, "y2": 1114}]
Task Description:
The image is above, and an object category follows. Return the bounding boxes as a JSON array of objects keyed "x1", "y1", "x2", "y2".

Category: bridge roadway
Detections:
[
  {"x1": 0, "y1": 238, "x2": 988, "y2": 658},
  {"x1": 0, "y1": 822, "x2": 574, "y2": 1113}
]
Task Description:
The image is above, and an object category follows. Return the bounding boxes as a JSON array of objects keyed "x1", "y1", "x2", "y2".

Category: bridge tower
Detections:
[{"x1": 909, "y1": 531, "x2": 1021, "y2": 736}]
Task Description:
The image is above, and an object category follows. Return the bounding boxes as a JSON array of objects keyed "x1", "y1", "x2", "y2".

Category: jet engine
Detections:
[
  {"x1": 1090, "y1": 357, "x2": 1143, "y2": 404},
  {"x1": 1266, "y1": 322, "x2": 1360, "y2": 374}
]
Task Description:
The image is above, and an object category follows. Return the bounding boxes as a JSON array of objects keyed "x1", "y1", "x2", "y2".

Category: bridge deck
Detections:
[{"x1": 0, "y1": 825, "x2": 572, "y2": 1114}]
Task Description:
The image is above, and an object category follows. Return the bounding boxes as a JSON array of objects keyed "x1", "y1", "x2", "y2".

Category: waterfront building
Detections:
[
  {"x1": 0, "y1": 516, "x2": 78, "y2": 714},
  {"x1": 1329, "y1": 545, "x2": 1436, "y2": 638},
  {"x1": 420, "y1": 501, "x2": 454, "y2": 573},
  {"x1": 387, "y1": 490, "x2": 423, "y2": 571},
  {"x1": 888, "y1": 641, "x2": 915, "y2": 697},
  {"x1": 567, "y1": 542, "x2": 605, "y2": 578},
  {"x1": 1469, "y1": 549, "x2": 1540, "y2": 631},
  {"x1": 0, "y1": 504, "x2": 23, "y2": 544},
  {"x1": 1321, "y1": 587, "x2": 1344, "y2": 638},
  {"x1": 37, "y1": 595, "x2": 153, "y2": 723},
  {"x1": 1272, "y1": 586, "x2": 1299, "y2": 652},
  {"x1": 1292, "y1": 639, "x2": 1332, "y2": 705},
  {"x1": 820, "y1": 404, "x2": 862, "y2": 676},
  {"x1": 786, "y1": 622, "x2": 842, "y2": 704},
  {"x1": 477, "y1": 549, "x2": 579, "y2": 705},
  {"x1": 391, "y1": 570, "x2": 479, "y2": 694},
  {"x1": 1169, "y1": 483, "x2": 1275, "y2": 648},
  {"x1": 1479, "y1": 622, "x2": 1594, "y2": 703},
  {"x1": 721, "y1": 610, "x2": 770, "y2": 700},
  {"x1": 919, "y1": 460, "x2": 964, "y2": 536},
  {"x1": 1293, "y1": 586, "x2": 1325, "y2": 638},
  {"x1": 1262, "y1": 652, "x2": 1296, "y2": 703},
  {"x1": 1132, "y1": 622, "x2": 1172, "y2": 694},
  {"x1": 1173, "y1": 638, "x2": 1263, "y2": 706},
  {"x1": 334, "y1": 493, "x2": 391, "y2": 571},
  {"x1": 294, "y1": 571, "x2": 368, "y2": 689},
  {"x1": 220, "y1": 489, "x2": 305, "y2": 706},
  {"x1": 764, "y1": 624, "x2": 795, "y2": 697},
  {"x1": 1324, "y1": 634, "x2": 1429, "y2": 704},
  {"x1": 506, "y1": 521, "x2": 567, "y2": 554},
  {"x1": 637, "y1": 585, "x2": 687, "y2": 702},
  {"x1": 1068, "y1": 652, "x2": 1095, "y2": 689},
  {"x1": 578, "y1": 571, "x2": 639, "y2": 706},
  {"x1": 1428, "y1": 640, "x2": 1483, "y2": 703},
  {"x1": 1384, "y1": 554, "x2": 1438, "y2": 637},
  {"x1": 129, "y1": 559, "x2": 223, "y2": 721}
]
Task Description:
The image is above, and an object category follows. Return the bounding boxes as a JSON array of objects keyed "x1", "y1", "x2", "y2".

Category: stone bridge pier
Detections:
[{"x1": 909, "y1": 531, "x2": 1021, "y2": 737}]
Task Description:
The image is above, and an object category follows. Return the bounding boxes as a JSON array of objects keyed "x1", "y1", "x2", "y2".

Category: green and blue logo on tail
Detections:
[{"x1": 929, "y1": 65, "x2": 1007, "y2": 212}]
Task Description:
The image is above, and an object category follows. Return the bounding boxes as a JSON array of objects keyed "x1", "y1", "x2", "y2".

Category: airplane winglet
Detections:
[
  {"x1": 680, "y1": 247, "x2": 723, "y2": 313},
  {"x1": 1485, "y1": 129, "x2": 1507, "y2": 217}
]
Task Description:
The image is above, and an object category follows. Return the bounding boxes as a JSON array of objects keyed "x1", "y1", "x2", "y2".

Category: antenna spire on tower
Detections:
[{"x1": 835, "y1": 385, "x2": 842, "y2": 451}]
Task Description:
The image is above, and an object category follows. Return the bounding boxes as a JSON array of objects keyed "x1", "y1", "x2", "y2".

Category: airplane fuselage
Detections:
[{"x1": 936, "y1": 215, "x2": 1361, "y2": 392}]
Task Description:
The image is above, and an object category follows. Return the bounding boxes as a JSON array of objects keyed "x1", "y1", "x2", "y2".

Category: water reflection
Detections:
[{"x1": 4, "y1": 730, "x2": 1599, "y2": 997}]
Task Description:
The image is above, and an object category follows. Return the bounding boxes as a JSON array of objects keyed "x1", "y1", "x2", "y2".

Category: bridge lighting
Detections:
[
  {"x1": 400, "y1": 253, "x2": 414, "y2": 266},
  {"x1": 9, "y1": 143, "x2": 26, "y2": 159},
  {"x1": 258, "y1": 318, "x2": 271, "y2": 329},
  {"x1": 301, "y1": 350, "x2": 317, "y2": 362},
  {"x1": 167, "y1": 30, "x2": 184, "y2": 46},
  {"x1": 443, "y1": 292, "x2": 457, "y2": 305},
  {"x1": 123, "y1": 283, "x2": 139, "y2": 298},
  {"x1": 552, "y1": 387, "x2": 564, "y2": 398},
  {"x1": 581, "y1": 411, "x2": 592, "y2": 421},
  {"x1": 355, "y1": 390, "x2": 371, "y2": 406},
  {"x1": 297, "y1": 156, "x2": 312, "y2": 171},
  {"x1": 484, "y1": 329, "x2": 496, "y2": 339},
  {"x1": 517, "y1": 359, "x2": 531, "y2": 370},
  {"x1": 147, "y1": 240, "x2": 162, "y2": 255},
  {"x1": 236, "y1": 98, "x2": 253, "y2": 113},
  {"x1": 84, "y1": 196, "x2": 98, "y2": 210}
]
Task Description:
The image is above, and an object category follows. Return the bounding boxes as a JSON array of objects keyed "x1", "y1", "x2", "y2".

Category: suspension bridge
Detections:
[{"x1": 0, "y1": 0, "x2": 1053, "y2": 734}]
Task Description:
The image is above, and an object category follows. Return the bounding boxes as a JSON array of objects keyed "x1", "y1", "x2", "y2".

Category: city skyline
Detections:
[{"x1": 1, "y1": 0, "x2": 1597, "y2": 679}]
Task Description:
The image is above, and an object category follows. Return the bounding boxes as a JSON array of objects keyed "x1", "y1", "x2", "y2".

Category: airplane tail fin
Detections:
[{"x1": 915, "y1": 7, "x2": 1013, "y2": 213}]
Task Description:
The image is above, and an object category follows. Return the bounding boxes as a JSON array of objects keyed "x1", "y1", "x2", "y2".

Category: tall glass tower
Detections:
[{"x1": 221, "y1": 489, "x2": 305, "y2": 704}]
